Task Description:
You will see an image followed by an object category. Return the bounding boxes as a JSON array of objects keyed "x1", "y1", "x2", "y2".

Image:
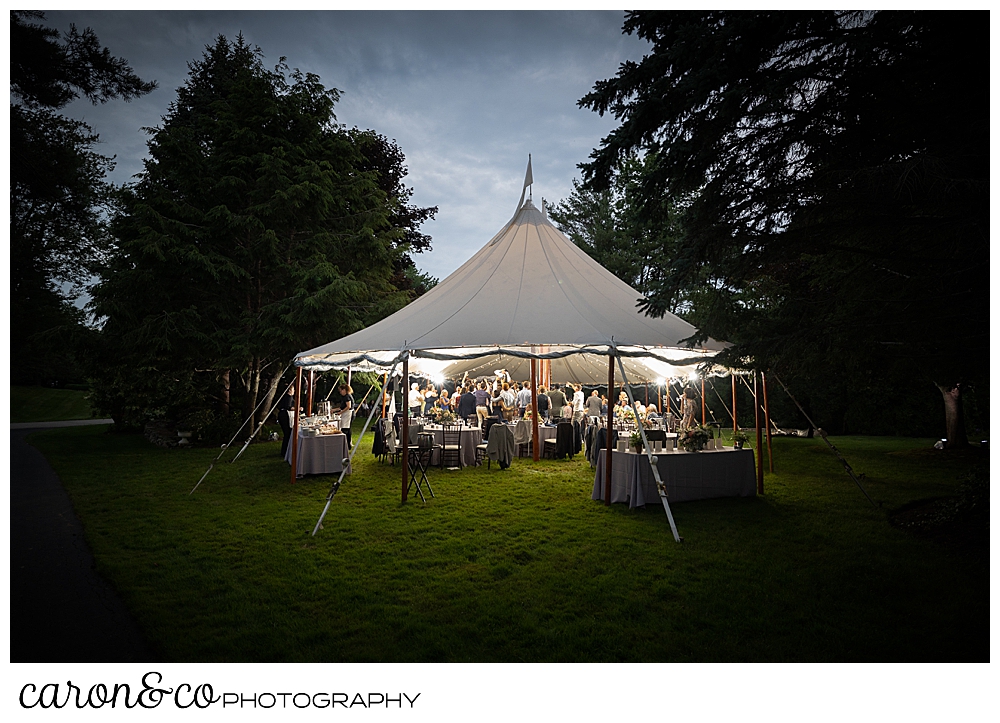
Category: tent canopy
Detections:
[{"x1": 295, "y1": 191, "x2": 724, "y2": 383}]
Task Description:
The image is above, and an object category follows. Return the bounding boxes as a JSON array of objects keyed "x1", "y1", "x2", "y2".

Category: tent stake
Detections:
[{"x1": 290, "y1": 367, "x2": 303, "y2": 485}]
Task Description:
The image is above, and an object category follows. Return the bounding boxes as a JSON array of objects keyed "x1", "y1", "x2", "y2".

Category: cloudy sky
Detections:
[{"x1": 44, "y1": 10, "x2": 648, "y2": 281}]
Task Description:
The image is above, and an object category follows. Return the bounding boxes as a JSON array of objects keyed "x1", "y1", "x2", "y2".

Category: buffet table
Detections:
[
  {"x1": 592, "y1": 447, "x2": 756, "y2": 507},
  {"x1": 285, "y1": 430, "x2": 351, "y2": 477}
]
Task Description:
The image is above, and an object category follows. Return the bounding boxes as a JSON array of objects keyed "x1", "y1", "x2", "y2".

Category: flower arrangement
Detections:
[
  {"x1": 615, "y1": 405, "x2": 637, "y2": 424},
  {"x1": 629, "y1": 431, "x2": 644, "y2": 452},
  {"x1": 732, "y1": 429, "x2": 750, "y2": 448},
  {"x1": 679, "y1": 425, "x2": 713, "y2": 452},
  {"x1": 427, "y1": 407, "x2": 456, "y2": 425}
]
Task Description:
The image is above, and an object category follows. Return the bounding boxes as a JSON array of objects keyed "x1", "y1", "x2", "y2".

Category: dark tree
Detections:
[
  {"x1": 89, "y1": 35, "x2": 433, "y2": 433},
  {"x1": 10, "y1": 10, "x2": 156, "y2": 384},
  {"x1": 580, "y1": 11, "x2": 988, "y2": 446}
]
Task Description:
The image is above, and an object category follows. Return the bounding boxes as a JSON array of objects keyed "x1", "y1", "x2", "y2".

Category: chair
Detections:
[{"x1": 440, "y1": 424, "x2": 463, "y2": 469}]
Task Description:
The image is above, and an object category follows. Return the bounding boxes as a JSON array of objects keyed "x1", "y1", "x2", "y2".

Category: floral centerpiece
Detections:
[
  {"x1": 629, "y1": 431, "x2": 644, "y2": 453},
  {"x1": 615, "y1": 404, "x2": 637, "y2": 425},
  {"x1": 732, "y1": 429, "x2": 750, "y2": 449},
  {"x1": 679, "y1": 425, "x2": 713, "y2": 452},
  {"x1": 427, "y1": 406, "x2": 456, "y2": 425}
]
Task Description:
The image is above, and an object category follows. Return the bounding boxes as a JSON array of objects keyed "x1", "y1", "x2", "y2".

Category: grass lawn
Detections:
[
  {"x1": 27, "y1": 424, "x2": 987, "y2": 662},
  {"x1": 11, "y1": 385, "x2": 94, "y2": 422}
]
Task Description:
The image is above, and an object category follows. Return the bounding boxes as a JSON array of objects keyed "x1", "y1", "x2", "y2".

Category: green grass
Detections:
[
  {"x1": 11, "y1": 385, "x2": 94, "y2": 422},
  {"x1": 27, "y1": 424, "x2": 987, "y2": 662}
]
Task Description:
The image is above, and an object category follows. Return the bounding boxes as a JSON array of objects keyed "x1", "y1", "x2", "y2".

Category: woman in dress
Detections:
[{"x1": 679, "y1": 386, "x2": 698, "y2": 429}]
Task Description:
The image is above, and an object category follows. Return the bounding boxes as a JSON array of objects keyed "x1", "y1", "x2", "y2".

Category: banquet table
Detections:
[
  {"x1": 286, "y1": 430, "x2": 352, "y2": 477},
  {"x1": 409, "y1": 424, "x2": 483, "y2": 468},
  {"x1": 509, "y1": 420, "x2": 558, "y2": 456},
  {"x1": 591, "y1": 447, "x2": 756, "y2": 507}
]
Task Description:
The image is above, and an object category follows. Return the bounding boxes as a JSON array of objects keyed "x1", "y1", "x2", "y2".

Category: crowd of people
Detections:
[{"x1": 390, "y1": 372, "x2": 675, "y2": 430}]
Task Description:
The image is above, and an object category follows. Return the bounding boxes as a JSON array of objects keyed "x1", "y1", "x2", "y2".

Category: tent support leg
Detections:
[
  {"x1": 701, "y1": 377, "x2": 706, "y2": 425},
  {"x1": 614, "y1": 347, "x2": 681, "y2": 543},
  {"x1": 754, "y1": 372, "x2": 763, "y2": 494},
  {"x1": 312, "y1": 355, "x2": 405, "y2": 535},
  {"x1": 605, "y1": 353, "x2": 614, "y2": 506},
  {"x1": 763, "y1": 372, "x2": 774, "y2": 473},
  {"x1": 531, "y1": 356, "x2": 539, "y2": 461},
  {"x1": 401, "y1": 353, "x2": 409, "y2": 503},
  {"x1": 732, "y1": 373, "x2": 738, "y2": 435},
  {"x1": 290, "y1": 367, "x2": 303, "y2": 485}
]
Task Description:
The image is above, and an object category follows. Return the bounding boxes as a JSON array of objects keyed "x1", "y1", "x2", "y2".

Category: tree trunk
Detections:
[
  {"x1": 937, "y1": 382, "x2": 969, "y2": 449},
  {"x1": 248, "y1": 359, "x2": 262, "y2": 431},
  {"x1": 220, "y1": 369, "x2": 230, "y2": 417},
  {"x1": 259, "y1": 367, "x2": 284, "y2": 438}
]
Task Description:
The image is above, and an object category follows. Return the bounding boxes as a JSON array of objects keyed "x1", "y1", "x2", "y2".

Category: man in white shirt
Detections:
[
  {"x1": 407, "y1": 383, "x2": 423, "y2": 417},
  {"x1": 572, "y1": 384, "x2": 585, "y2": 423},
  {"x1": 516, "y1": 382, "x2": 533, "y2": 417}
]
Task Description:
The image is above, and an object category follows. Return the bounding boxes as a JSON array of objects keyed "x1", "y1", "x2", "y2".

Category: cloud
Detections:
[{"x1": 44, "y1": 10, "x2": 647, "y2": 280}]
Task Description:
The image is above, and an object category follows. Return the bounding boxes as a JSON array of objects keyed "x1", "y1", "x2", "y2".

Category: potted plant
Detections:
[
  {"x1": 732, "y1": 429, "x2": 750, "y2": 449},
  {"x1": 629, "y1": 431, "x2": 644, "y2": 453}
]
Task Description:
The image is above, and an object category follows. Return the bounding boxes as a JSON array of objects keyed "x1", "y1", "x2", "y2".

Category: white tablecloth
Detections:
[
  {"x1": 509, "y1": 421, "x2": 558, "y2": 455},
  {"x1": 592, "y1": 447, "x2": 756, "y2": 507},
  {"x1": 417, "y1": 425, "x2": 483, "y2": 467},
  {"x1": 286, "y1": 431, "x2": 351, "y2": 477}
]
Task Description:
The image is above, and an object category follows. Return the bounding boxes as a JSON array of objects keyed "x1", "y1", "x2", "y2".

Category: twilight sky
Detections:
[{"x1": 44, "y1": 10, "x2": 648, "y2": 281}]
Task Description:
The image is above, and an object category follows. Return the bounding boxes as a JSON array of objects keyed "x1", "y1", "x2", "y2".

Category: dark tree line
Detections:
[
  {"x1": 573, "y1": 10, "x2": 988, "y2": 445},
  {"x1": 12, "y1": 15, "x2": 437, "y2": 439}
]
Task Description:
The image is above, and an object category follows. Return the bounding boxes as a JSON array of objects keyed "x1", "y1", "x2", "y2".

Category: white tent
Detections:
[
  {"x1": 299, "y1": 162, "x2": 725, "y2": 541},
  {"x1": 294, "y1": 196, "x2": 723, "y2": 379}
]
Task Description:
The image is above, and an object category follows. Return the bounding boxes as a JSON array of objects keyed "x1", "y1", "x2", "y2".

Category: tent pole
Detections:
[
  {"x1": 657, "y1": 382, "x2": 662, "y2": 414},
  {"x1": 307, "y1": 370, "x2": 315, "y2": 416},
  {"x1": 290, "y1": 367, "x2": 303, "y2": 485},
  {"x1": 312, "y1": 355, "x2": 405, "y2": 536},
  {"x1": 645, "y1": 382, "x2": 648, "y2": 406},
  {"x1": 531, "y1": 356, "x2": 540, "y2": 462},
  {"x1": 346, "y1": 365, "x2": 351, "y2": 391},
  {"x1": 605, "y1": 352, "x2": 614, "y2": 506},
  {"x1": 381, "y1": 372, "x2": 388, "y2": 418},
  {"x1": 614, "y1": 350, "x2": 681, "y2": 543},
  {"x1": 763, "y1": 372, "x2": 774, "y2": 473},
  {"x1": 754, "y1": 371, "x2": 763, "y2": 494},
  {"x1": 401, "y1": 353, "x2": 409, "y2": 503},
  {"x1": 732, "y1": 373, "x2": 738, "y2": 435},
  {"x1": 701, "y1": 376, "x2": 706, "y2": 425}
]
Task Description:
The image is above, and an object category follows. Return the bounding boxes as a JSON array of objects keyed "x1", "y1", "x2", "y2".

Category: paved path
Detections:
[{"x1": 11, "y1": 421, "x2": 157, "y2": 662}]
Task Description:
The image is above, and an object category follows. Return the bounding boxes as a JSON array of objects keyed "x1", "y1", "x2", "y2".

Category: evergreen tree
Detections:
[
  {"x1": 580, "y1": 11, "x2": 988, "y2": 445},
  {"x1": 10, "y1": 10, "x2": 155, "y2": 384},
  {"x1": 90, "y1": 35, "x2": 434, "y2": 432}
]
